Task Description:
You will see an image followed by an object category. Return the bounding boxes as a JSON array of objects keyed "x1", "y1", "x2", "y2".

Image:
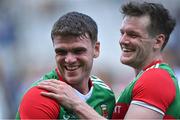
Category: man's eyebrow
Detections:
[{"x1": 55, "y1": 48, "x2": 65, "y2": 52}]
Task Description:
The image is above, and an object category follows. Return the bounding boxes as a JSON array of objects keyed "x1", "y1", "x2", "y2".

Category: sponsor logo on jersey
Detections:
[{"x1": 112, "y1": 103, "x2": 129, "y2": 119}]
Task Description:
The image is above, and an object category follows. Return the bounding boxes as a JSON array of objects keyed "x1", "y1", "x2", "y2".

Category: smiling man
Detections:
[
  {"x1": 16, "y1": 12, "x2": 115, "y2": 119},
  {"x1": 112, "y1": 2, "x2": 180, "y2": 118},
  {"x1": 35, "y1": 2, "x2": 180, "y2": 119}
]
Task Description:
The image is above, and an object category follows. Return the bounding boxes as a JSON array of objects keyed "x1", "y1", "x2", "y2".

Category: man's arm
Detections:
[
  {"x1": 70, "y1": 99, "x2": 105, "y2": 119},
  {"x1": 38, "y1": 80, "x2": 105, "y2": 119},
  {"x1": 124, "y1": 104, "x2": 163, "y2": 119}
]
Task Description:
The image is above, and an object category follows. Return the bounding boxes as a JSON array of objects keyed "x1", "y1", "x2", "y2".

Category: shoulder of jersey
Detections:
[
  {"x1": 91, "y1": 75, "x2": 112, "y2": 91},
  {"x1": 145, "y1": 63, "x2": 172, "y2": 73},
  {"x1": 32, "y1": 69, "x2": 58, "y2": 86}
]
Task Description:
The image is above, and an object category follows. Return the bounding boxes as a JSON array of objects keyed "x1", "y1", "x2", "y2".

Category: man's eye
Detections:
[
  {"x1": 74, "y1": 49, "x2": 86, "y2": 54},
  {"x1": 128, "y1": 33, "x2": 138, "y2": 38},
  {"x1": 120, "y1": 30, "x2": 124, "y2": 36},
  {"x1": 130, "y1": 34, "x2": 137, "y2": 38},
  {"x1": 55, "y1": 50, "x2": 67, "y2": 55}
]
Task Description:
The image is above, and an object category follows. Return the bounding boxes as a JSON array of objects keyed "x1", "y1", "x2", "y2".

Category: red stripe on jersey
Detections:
[{"x1": 55, "y1": 67, "x2": 63, "y2": 81}]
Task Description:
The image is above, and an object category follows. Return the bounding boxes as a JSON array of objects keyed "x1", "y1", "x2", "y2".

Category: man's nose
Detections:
[
  {"x1": 65, "y1": 53, "x2": 76, "y2": 63},
  {"x1": 119, "y1": 33, "x2": 130, "y2": 45}
]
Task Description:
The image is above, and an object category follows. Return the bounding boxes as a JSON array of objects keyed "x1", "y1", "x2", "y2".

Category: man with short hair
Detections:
[
  {"x1": 37, "y1": 1, "x2": 180, "y2": 119},
  {"x1": 16, "y1": 11, "x2": 115, "y2": 119}
]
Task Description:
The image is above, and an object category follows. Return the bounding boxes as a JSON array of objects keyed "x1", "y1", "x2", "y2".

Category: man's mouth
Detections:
[
  {"x1": 122, "y1": 47, "x2": 135, "y2": 52},
  {"x1": 65, "y1": 66, "x2": 80, "y2": 71}
]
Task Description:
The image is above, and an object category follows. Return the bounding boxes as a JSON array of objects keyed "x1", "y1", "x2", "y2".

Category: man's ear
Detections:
[
  {"x1": 93, "y1": 41, "x2": 100, "y2": 58},
  {"x1": 154, "y1": 34, "x2": 165, "y2": 50}
]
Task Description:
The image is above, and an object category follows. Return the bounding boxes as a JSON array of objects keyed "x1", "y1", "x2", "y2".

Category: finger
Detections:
[
  {"x1": 43, "y1": 79, "x2": 58, "y2": 82},
  {"x1": 38, "y1": 81, "x2": 58, "y2": 88},
  {"x1": 41, "y1": 92, "x2": 60, "y2": 100},
  {"x1": 38, "y1": 84, "x2": 57, "y2": 93},
  {"x1": 45, "y1": 79, "x2": 65, "y2": 85},
  {"x1": 39, "y1": 80, "x2": 64, "y2": 85}
]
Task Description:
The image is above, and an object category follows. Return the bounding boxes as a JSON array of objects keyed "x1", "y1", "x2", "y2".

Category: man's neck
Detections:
[
  {"x1": 73, "y1": 81, "x2": 90, "y2": 95},
  {"x1": 134, "y1": 58, "x2": 163, "y2": 76}
]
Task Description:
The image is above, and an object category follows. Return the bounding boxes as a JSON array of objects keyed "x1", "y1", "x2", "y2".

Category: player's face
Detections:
[
  {"x1": 119, "y1": 15, "x2": 156, "y2": 69},
  {"x1": 53, "y1": 35, "x2": 99, "y2": 88}
]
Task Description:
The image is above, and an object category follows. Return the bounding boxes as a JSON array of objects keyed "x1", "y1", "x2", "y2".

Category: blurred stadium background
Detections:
[{"x1": 0, "y1": 0, "x2": 180, "y2": 118}]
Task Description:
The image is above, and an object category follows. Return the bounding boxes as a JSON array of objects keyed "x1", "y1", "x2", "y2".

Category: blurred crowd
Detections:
[{"x1": 0, "y1": 0, "x2": 180, "y2": 118}]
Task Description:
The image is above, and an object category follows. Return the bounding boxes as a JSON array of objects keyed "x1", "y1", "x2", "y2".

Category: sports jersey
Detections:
[
  {"x1": 112, "y1": 61, "x2": 180, "y2": 119},
  {"x1": 16, "y1": 68, "x2": 115, "y2": 119}
]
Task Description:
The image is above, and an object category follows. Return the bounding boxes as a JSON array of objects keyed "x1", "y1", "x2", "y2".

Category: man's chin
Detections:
[
  {"x1": 120, "y1": 58, "x2": 133, "y2": 66},
  {"x1": 64, "y1": 77, "x2": 79, "y2": 85},
  {"x1": 121, "y1": 57, "x2": 129, "y2": 63}
]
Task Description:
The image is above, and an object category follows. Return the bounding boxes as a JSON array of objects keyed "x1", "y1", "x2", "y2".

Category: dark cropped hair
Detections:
[
  {"x1": 121, "y1": 1, "x2": 176, "y2": 50},
  {"x1": 51, "y1": 11, "x2": 98, "y2": 44}
]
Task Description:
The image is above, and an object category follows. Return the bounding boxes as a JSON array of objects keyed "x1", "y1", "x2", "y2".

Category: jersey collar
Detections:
[
  {"x1": 143, "y1": 60, "x2": 162, "y2": 71},
  {"x1": 55, "y1": 67, "x2": 63, "y2": 81}
]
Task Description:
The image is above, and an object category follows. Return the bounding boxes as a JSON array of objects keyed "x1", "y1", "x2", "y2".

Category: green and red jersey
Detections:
[
  {"x1": 16, "y1": 68, "x2": 115, "y2": 119},
  {"x1": 112, "y1": 61, "x2": 180, "y2": 119}
]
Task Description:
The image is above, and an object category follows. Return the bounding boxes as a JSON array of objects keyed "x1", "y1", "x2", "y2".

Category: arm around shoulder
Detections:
[{"x1": 72, "y1": 99, "x2": 106, "y2": 119}]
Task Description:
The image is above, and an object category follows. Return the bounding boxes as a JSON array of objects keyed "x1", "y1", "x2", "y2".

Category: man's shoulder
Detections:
[
  {"x1": 32, "y1": 69, "x2": 58, "y2": 86},
  {"x1": 90, "y1": 75, "x2": 112, "y2": 91},
  {"x1": 89, "y1": 75, "x2": 116, "y2": 106}
]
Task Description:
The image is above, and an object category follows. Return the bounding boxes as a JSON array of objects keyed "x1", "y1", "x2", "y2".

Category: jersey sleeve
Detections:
[
  {"x1": 132, "y1": 68, "x2": 176, "y2": 113},
  {"x1": 18, "y1": 86, "x2": 60, "y2": 119}
]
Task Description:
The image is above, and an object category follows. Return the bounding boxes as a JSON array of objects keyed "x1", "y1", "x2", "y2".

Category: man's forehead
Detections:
[
  {"x1": 122, "y1": 15, "x2": 150, "y2": 25},
  {"x1": 121, "y1": 15, "x2": 150, "y2": 31}
]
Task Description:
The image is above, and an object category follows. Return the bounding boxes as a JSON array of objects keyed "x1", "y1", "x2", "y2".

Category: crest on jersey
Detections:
[{"x1": 100, "y1": 104, "x2": 108, "y2": 118}]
